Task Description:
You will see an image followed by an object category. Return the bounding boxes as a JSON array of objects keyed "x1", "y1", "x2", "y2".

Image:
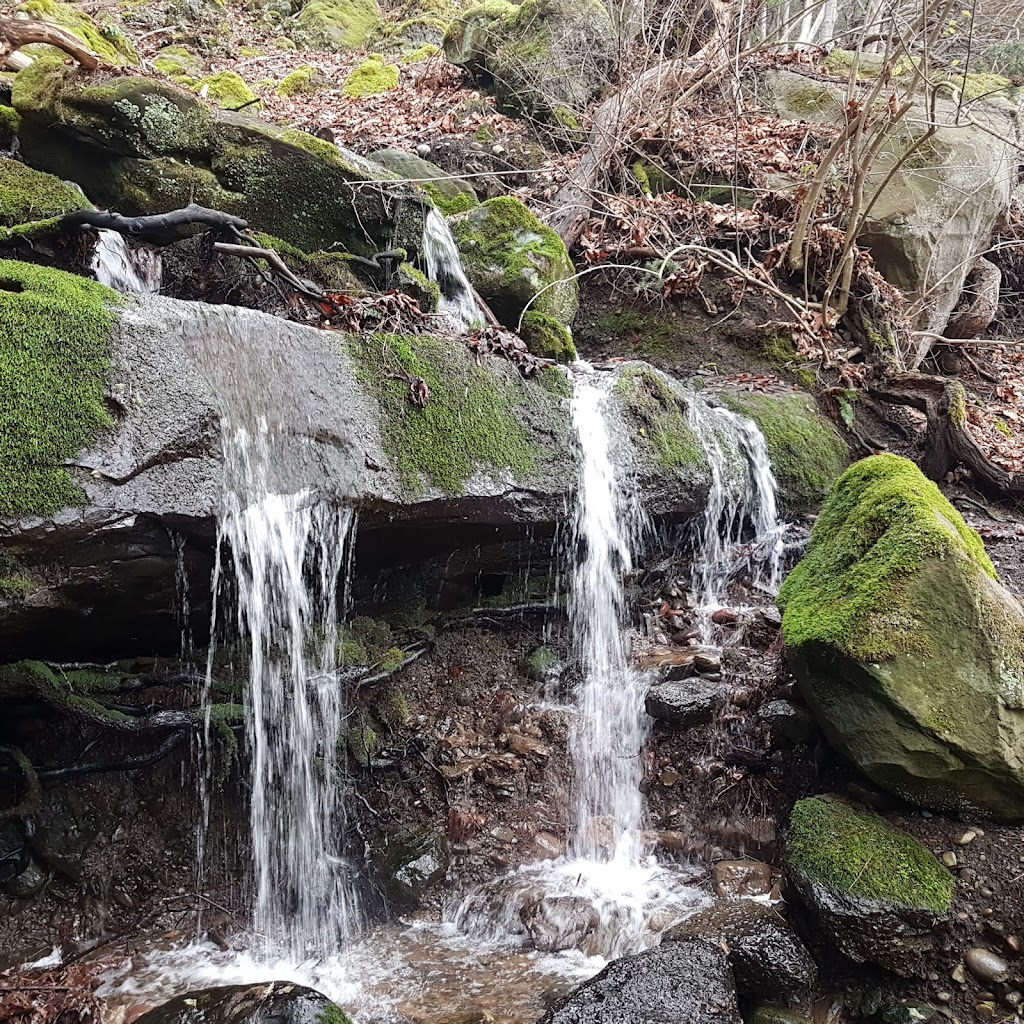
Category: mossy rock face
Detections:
[
  {"x1": 370, "y1": 148, "x2": 478, "y2": 215},
  {"x1": 11, "y1": 63, "x2": 424, "y2": 256},
  {"x1": 0, "y1": 261, "x2": 118, "y2": 517},
  {"x1": 0, "y1": 156, "x2": 88, "y2": 230},
  {"x1": 291, "y1": 0, "x2": 382, "y2": 51},
  {"x1": 0, "y1": 106, "x2": 21, "y2": 150},
  {"x1": 195, "y1": 71, "x2": 259, "y2": 108},
  {"x1": 779, "y1": 455, "x2": 1024, "y2": 821},
  {"x1": 717, "y1": 390, "x2": 849, "y2": 515},
  {"x1": 17, "y1": 0, "x2": 139, "y2": 64},
  {"x1": 451, "y1": 196, "x2": 577, "y2": 327},
  {"x1": 520, "y1": 310, "x2": 576, "y2": 362},
  {"x1": 785, "y1": 794, "x2": 953, "y2": 975},
  {"x1": 153, "y1": 46, "x2": 203, "y2": 84},
  {"x1": 443, "y1": 0, "x2": 615, "y2": 122},
  {"x1": 342, "y1": 57, "x2": 400, "y2": 97}
]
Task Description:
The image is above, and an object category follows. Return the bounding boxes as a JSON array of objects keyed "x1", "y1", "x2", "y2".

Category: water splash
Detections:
[
  {"x1": 92, "y1": 229, "x2": 161, "y2": 294},
  {"x1": 567, "y1": 366, "x2": 650, "y2": 866},
  {"x1": 422, "y1": 208, "x2": 486, "y2": 332}
]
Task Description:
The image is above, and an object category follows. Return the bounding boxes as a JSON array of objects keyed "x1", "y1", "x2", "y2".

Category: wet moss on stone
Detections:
[
  {"x1": 778, "y1": 454, "x2": 996, "y2": 663},
  {"x1": 520, "y1": 310, "x2": 576, "y2": 363},
  {"x1": 788, "y1": 794, "x2": 954, "y2": 911},
  {"x1": 0, "y1": 157, "x2": 88, "y2": 231},
  {"x1": 718, "y1": 390, "x2": 848, "y2": 514},
  {"x1": 347, "y1": 331, "x2": 539, "y2": 495},
  {"x1": 0, "y1": 261, "x2": 118, "y2": 516},
  {"x1": 615, "y1": 365, "x2": 706, "y2": 470}
]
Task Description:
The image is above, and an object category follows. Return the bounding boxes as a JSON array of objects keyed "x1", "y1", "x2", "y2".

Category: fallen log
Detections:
[
  {"x1": 61, "y1": 204, "x2": 250, "y2": 245},
  {"x1": 0, "y1": 15, "x2": 100, "y2": 70}
]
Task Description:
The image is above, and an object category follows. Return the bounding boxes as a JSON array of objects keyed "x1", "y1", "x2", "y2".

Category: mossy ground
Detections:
[
  {"x1": 778, "y1": 454, "x2": 996, "y2": 662},
  {"x1": 788, "y1": 794, "x2": 954, "y2": 911},
  {"x1": 346, "y1": 332, "x2": 538, "y2": 495},
  {"x1": 342, "y1": 57, "x2": 400, "y2": 97},
  {"x1": 718, "y1": 390, "x2": 848, "y2": 513},
  {"x1": 277, "y1": 64, "x2": 324, "y2": 97},
  {"x1": 614, "y1": 365, "x2": 706, "y2": 470},
  {"x1": 0, "y1": 261, "x2": 118, "y2": 516}
]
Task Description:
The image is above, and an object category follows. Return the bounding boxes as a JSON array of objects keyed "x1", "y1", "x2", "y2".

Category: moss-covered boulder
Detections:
[
  {"x1": 195, "y1": 70, "x2": 258, "y2": 108},
  {"x1": 785, "y1": 795, "x2": 953, "y2": 975},
  {"x1": 370, "y1": 148, "x2": 478, "y2": 215},
  {"x1": 443, "y1": 0, "x2": 616, "y2": 122},
  {"x1": 276, "y1": 64, "x2": 327, "y2": 97},
  {"x1": 451, "y1": 196, "x2": 577, "y2": 327},
  {"x1": 291, "y1": 0, "x2": 382, "y2": 51},
  {"x1": 0, "y1": 157, "x2": 89, "y2": 235},
  {"x1": 717, "y1": 390, "x2": 849, "y2": 514},
  {"x1": 520, "y1": 310, "x2": 576, "y2": 362},
  {"x1": 779, "y1": 455, "x2": 1024, "y2": 821},
  {"x1": 341, "y1": 57, "x2": 399, "y2": 97},
  {"x1": 0, "y1": 261, "x2": 118, "y2": 517},
  {"x1": 152, "y1": 45, "x2": 203, "y2": 85},
  {"x1": 11, "y1": 60, "x2": 423, "y2": 256},
  {"x1": 16, "y1": 0, "x2": 139, "y2": 64},
  {"x1": 0, "y1": 106, "x2": 21, "y2": 151}
]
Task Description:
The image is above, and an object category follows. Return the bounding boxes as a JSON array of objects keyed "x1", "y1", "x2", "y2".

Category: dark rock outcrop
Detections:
[
  {"x1": 134, "y1": 982, "x2": 348, "y2": 1023},
  {"x1": 538, "y1": 937, "x2": 742, "y2": 1024}
]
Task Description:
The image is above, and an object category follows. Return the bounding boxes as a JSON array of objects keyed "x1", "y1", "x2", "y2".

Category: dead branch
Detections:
[
  {"x1": 0, "y1": 15, "x2": 101, "y2": 70},
  {"x1": 62, "y1": 204, "x2": 249, "y2": 245}
]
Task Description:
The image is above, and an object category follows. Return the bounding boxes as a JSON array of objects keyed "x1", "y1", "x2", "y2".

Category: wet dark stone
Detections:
[
  {"x1": 521, "y1": 896, "x2": 599, "y2": 951},
  {"x1": 664, "y1": 900, "x2": 816, "y2": 998},
  {"x1": 760, "y1": 700, "x2": 816, "y2": 746},
  {"x1": 133, "y1": 982, "x2": 346, "y2": 1023},
  {"x1": 538, "y1": 936, "x2": 741, "y2": 1024},
  {"x1": 645, "y1": 678, "x2": 720, "y2": 728}
]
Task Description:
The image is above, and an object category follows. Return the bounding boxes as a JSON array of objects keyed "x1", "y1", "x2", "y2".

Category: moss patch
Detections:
[
  {"x1": 718, "y1": 390, "x2": 848, "y2": 514},
  {"x1": 778, "y1": 454, "x2": 995, "y2": 663},
  {"x1": 17, "y1": 0, "x2": 139, "y2": 64},
  {"x1": 0, "y1": 261, "x2": 119, "y2": 516},
  {"x1": 294, "y1": 0, "x2": 382, "y2": 51},
  {"x1": 615, "y1": 365, "x2": 706, "y2": 470},
  {"x1": 788, "y1": 794, "x2": 953, "y2": 911},
  {"x1": 195, "y1": 71, "x2": 258, "y2": 108},
  {"x1": 0, "y1": 106, "x2": 21, "y2": 146},
  {"x1": 451, "y1": 195, "x2": 577, "y2": 325},
  {"x1": 347, "y1": 332, "x2": 538, "y2": 495},
  {"x1": 342, "y1": 57, "x2": 399, "y2": 97},
  {"x1": 0, "y1": 157, "x2": 88, "y2": 229},
  {"x1": 520, "y1": 310, "x2": 576, "y2": 363},
  {"x1": 153, "y1": 46, "x2": 202, "y2": 84},
  {"x1": 277, "y1": 64, "x2": 324, "y2": 97}
]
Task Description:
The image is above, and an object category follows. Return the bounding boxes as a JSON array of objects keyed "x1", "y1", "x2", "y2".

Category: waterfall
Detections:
[
  {"x1": 92, "y1": 229, "x2": 162, "y2": 294},
  {"x1": 421, "y1": 208, "x2": 486, "y2": 332},
  {"x1": 686, "y1": 400, "x2": 785, "y2": 636},
  {"x1": 567, "y1": 367, "x2": 650, "y2": 866}
]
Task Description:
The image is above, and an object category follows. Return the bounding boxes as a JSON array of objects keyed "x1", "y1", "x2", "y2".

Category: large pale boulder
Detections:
[
  {"x1": 779, "y1": 454, "x2": 1024, "y2": 820},
  {"x1": 767, "y1": 66, "x2": 1019, "y2": 363},
  {"x1": 443, "y1": 0, "x2": 616, "y2": 124}
]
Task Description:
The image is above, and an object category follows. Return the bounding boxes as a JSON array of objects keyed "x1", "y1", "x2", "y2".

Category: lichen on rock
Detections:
[
  {"x1": 0, "y1": 261, "x2": 118, "y2": 517},
  {"x1": 450, "y1": 195, "x2": 577, "y2": 327}
]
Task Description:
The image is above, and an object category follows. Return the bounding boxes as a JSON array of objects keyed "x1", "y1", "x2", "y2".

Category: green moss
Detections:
[
  {"x1": 17, "y1": 0, "x2": 140, "y2": 64},
  {"x1": 195, "y1": 71, "x2": 258, "y2": 108},
  {"x1": 0, "y1": 157, "x2": 88, "y2": 228},
  {"x1": 347, "y1": 719, "x2": 380, "y2": 766},
  {"x1": 317, "y1": 1005, "x2": 354, "y2": 1024},
  {"x1": 420, "y1": 180, "x2": 477, "y2": 215},
  {"x1": 347, "y1": 332, "x2": 538, "y2": 496},
  {"x1": 0, "y1": 106, "x2": 21, "y2": 144},
  {"x1": 0, "y1": 261, "x2": 119, "y2": 516},
  {"x1": 342, "y1": 57, "x2": 400, "y2": 97},
  {"x1": 593, "y1": 309, "x2": 680, "y2": 358},
  {"x1": 995, "y1": 417, "x2": 1013, "y2": 437},
  {"x1": 374, "y1": 685, "x2": 411, "y2": 729},
  {"x1": 520, "y1": 310, "x2": 577, "y2": 363},
  {"x1": 0, "y1": 552, "x2": 34, "y2": 595},
  {"x1": 398, "y1": 261, "x2": 440, "y2": 311},
  {"x1": 614, "y1": 365, "x2": 706, "y2": 470},
  {"x1": 295, "y1": 0, "x2": 381, "y2": 51},
  {"x1": 524, "y1": 646, "x2": 556, "y2": 680},
  {"x1": 778, "y1": 454, "x2": 996, "y2": 663},
  {"x1": 761, "y1": 333, "x2": 798, "y2": 363},
  {"x1": 152, "y1": 47, "x2": 202, "y2": 84},
  {"x1": 538, "y1": 363, "x2": 571, "y2": 397},
  {"x1": 450, "y1": 195, "x2": 577, "y2": 324},
  {"x1": 401, "y1": 43, "x2": 440, "y2": 62},
  {"x1": 788, "y1": 794, "x2": 954, "y2": 911},
  {"x1": 718, "y1": 391, "x2": 848, "y2": 514},
  {"x1": 339, "y1": 616, "x2": 395, "y2": 666},
  {"x1": 277, "y1": 64, "x2": 323, "y2": 97}
]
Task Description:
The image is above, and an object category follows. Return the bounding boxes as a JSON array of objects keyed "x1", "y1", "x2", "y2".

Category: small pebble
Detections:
[
  {"x1": 942, "y1": 851, "x2": 959, "y2": 868},
  {"x1": 936, "y1": 991, "x2": 952, "y2": 1004},
  {"x1": 1007, "y1": 935, "x2": 1022, "y2": 953},
  {"x1": 959, "y1": 867, "x2": 978, "y2": 883},
  {"x1": 975, "y1": 1001, "x2": 997, "y2": 1017},
  {"x1": 952, "y1": 964, "x2": 967, "y2": 984},
  {"x1": 980, "y1": 887, "x2": 994, "y2": 897},
  {"x1": 955, "y1": 829, "x2": 977, "y2": 845},
  {"x1": 1005, "y1": 991, "x2": 1023, "y2": 1008},
  {"x1": 965, "y1": 947, "x2": 1010, "y2": 983}
]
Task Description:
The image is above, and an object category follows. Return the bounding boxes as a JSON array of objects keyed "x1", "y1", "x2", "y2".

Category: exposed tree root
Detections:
[
  {"x1": 870, "y1": 372, "x2": 1024, "y2": 498},
  {"x1": 61, "y1": 204, "x2": 250, "y2": 245},
  {"x1": 0, "y1": 15, "x2": 100, "y2": 70}
]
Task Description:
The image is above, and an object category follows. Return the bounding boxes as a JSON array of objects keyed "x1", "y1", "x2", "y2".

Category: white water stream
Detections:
[
  {"x1": 91, "y1": 229, "x2": 161, "y2": 294},
  {"x1": 421, "y1": 208, "x2": 487, "y2": 331}
]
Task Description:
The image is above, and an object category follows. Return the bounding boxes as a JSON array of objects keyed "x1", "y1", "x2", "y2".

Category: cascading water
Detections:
[
  {"x1": 421, "y1": 208, "x2": 486, "y2": 332},
  {"x1": 92, "y1": 229, "x2": 162, "y2": 294},
  {"x1": 686, "y1": 400, "x2": 785, "y2": 637},
  {"x1": 567, "y1": 367, "x2": 650, "y2": 866}
]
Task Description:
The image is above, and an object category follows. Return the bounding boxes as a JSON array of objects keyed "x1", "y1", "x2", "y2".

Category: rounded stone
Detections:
[{"x1": 964, "y1": 947, "x2": 1010, "y2": 983}]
